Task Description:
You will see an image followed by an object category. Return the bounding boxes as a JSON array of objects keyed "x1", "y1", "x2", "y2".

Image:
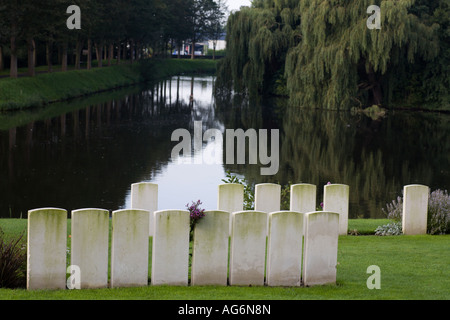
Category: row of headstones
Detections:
[
  {"x1": 132, "y1": 182, "x2": 351, "y2": 237},
  {"x1": 26, "y1": 182, "x2": 429, "y2": 290},
  {"x1": 27, "y1": 208, "x2": 339, "y2": 290}
]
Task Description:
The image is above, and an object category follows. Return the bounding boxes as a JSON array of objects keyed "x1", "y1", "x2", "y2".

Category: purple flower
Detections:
[{"x1": 186, "y1": 200, "x2": 206, "y2": 221}]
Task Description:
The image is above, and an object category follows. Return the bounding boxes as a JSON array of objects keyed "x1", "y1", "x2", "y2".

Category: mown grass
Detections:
[
  {"x1": 0, "y1": 218, "x2": 448, "y2": 300},
  {"x1": 0, "y1": 59, "x2": 218, "y2": 111},
  {"x1": 0, "y1": 64, "x2": 142, "y2": 110}
]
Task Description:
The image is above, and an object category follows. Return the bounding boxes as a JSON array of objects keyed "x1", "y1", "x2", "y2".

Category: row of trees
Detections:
[
  {"x1": 0, "y1": 0, "x2": 227, "y2": 78},
  {"x1": 217, "y1": 0, "x2": 449, "y2": 109}
]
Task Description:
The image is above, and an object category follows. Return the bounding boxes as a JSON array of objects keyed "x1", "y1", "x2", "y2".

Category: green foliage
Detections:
[
  {"x1": 0, "y1": 227, "x2": 27, "y2": 289},
  {"x1": 382, "y1": 189, "x2": 450, "y2": 235},
  {"x1": 285, "y1": 0, "x2": 440, "y2": 109},
  {"x1": 0, "y1": 64, "x2": 142, "y2": 110},
  {"x1": 382, "y1": 196, "x2": 403, "y2": 221},
  {"x1": 139, "y1": 59, "x2": 217, "y2": 82},
  {"x1": 221, "y1": 171, "x2": 291, "y2": 211},
  {"x1": 375, "y1": 222, "x2": 403, "y2": 236},
  {"x1": 222, "y1": 171, "x2": 255, "y2": 210},
  {"x1": 218, "y1": 0, "x2": 448, "y2": 109},
  {"x1": 428, "y1": 189, "x2": 450, "y2": 235},
  {"x1": 217, "y1": 1, "x2": 301, "y2": 96}
]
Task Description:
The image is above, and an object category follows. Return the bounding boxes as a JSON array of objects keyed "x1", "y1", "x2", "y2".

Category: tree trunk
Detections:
[
  {"x1": 177, "y1": 43, "x2": 181, "y2": 59},
  {"x1": 0, "y1": 45, "x2": 4, "y2": 71},
  {"x1": 87, "y1": 39, "x2": 92, "y2": 70},
  {"x1": 75, "y1": 39, "x2": 82, "y2": 70},
  {"x1": 95, "y1": 43, "x2": 103, "y2": 68},
  {"x1": 130, "y1": 39, "x2": 135, "y2": 64},
  {"x1": 123, "y1": 41, "x2": 127, "y2": 62},
  {"x1": 116, "y1": 41, "x2": 121, "y2": 65},
  {"x1": 191, "y1": 41, "x2": 195, "y2": 60},
  {"x1": 108, "y1": 43, "x2": 113, "y2": 66},
  {"x1": 33, "y1": 39, "x2": 36, "y2": 67},
  {"x1": 10, "y1": 23, "x2": 18, "y2": 78},
  {"x1": 368, "y1": 65, "x2": 383, "y2": 106},
  {"x1": 27, "y1": 37, "x2": 36, "y2": 77},
  {"x1": 61, "y1": 41, "x2": 68, "y2": 72},
  {"x1": 46, "y1": 41, "x2": 53, "y2": 73}
]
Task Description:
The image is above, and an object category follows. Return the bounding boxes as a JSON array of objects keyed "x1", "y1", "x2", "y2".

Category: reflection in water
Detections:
[
  {"x1": 217, "y1": 94, "x2": 450, "y2": 219},
  {"x1": 0, "y1": 76, "x2": 225, "y2": 218},
  {"x1": 1, "y1": 75, "x2": 449, "y2": 219}
]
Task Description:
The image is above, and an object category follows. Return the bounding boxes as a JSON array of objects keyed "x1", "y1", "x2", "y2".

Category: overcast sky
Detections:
[{"x1": 226, "y1": 0, "x2": 251, "y2": 12}]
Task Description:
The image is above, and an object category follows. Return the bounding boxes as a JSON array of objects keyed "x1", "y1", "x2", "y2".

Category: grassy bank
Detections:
[
  {"x1": 0, "y1": 59, "x2": 218, "y2": 111},
  {"x1": 0, "y1": 218, "x2": 449, "y2": 300}
]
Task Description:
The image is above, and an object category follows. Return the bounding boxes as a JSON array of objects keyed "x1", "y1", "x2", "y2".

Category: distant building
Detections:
[{"x1": 207, "y1": 33, "x2": 226, "y2": 51}]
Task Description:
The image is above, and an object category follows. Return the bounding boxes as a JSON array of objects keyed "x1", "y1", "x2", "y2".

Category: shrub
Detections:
[
  {"x1": 186, "y1": 200, "x2": 206, "y2": 241},
  {"x1": 382, "y1": 189, "x2": 450, "y2": 235},
  {"x1": 0, "y1": 227, "x2": 27, "y2": 288},
  {"x1": 221, "y1": 171, "x2": 293, "y2": 211},
  {"x1": 382, "y1": 196, "x2": 403, "y2": 222},
  {"x1": 375, "y1": 222, "x2": 403, "y2": 236},
  {"x1": 427, "y1": 189, "x2": 450, "y2": 235},
  {"x1": 221, "y1": 171, "x2": 255, "y2": 210}
]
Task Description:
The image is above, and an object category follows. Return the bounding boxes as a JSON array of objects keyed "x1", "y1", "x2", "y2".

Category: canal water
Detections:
[{"x1": 1, "y1": 75, "x2": 449, "y2": 219}]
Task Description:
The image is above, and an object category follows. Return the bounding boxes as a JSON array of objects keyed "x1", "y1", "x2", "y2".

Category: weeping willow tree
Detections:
[
  {"x1": 285, "y1": 0, "x2": 440, "y2": 109},
  {"x1": 216, "y1": 0, "x2": 302, "y2": 96},
  {"x1": 218, "y1": 0, "x2": 446, "y2": 109}
]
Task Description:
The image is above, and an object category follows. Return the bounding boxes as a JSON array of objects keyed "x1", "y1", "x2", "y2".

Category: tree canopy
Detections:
[
  {"x1": 0, "y1": 0, "x2": 227, "y2": 77},
  {"x1": 217, "y1": 0, "x2": 449, "y2": 109}
]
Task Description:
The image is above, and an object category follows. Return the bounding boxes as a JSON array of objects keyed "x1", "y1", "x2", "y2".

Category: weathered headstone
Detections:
[
  {"x1": 266, "y1": 211, "x2": 304, "y2": 287},
  {"x1": 71, "y1": 208, "x2": 109, "y2": 289},
  {"x1": 217, "y1": 183, "x2": 244, "y2": 235},
  {"x1": 191, "y1": 210, "x2": 230, "y2": 286},
  {"x1": 151, "y1": 210, "x2": 190, "y2": 286},
  {"x1": 111, "y1": 209, "x2": 150, "y2": 288},
  {"x1": 402, "y1": 184, "x2": 429, "y2": 235},
  {"x1": 27, "y1": 208, "x2": 67, "y2": 290},
  {"x1": 302, "y1": 211, "x2": 339, "y2": 286},
  {"x1": 255, "y1": 183, "x2": 281, "y2": 235},
  {"x1": 290, "y1": 184, "x2": 317, "y2": 213},
  {"x1": 131, "y1": 182, "x2": 158, "y2": 236},
  {"x1": 323, "y1": 184, "x2": 349, "y2": 235},
  {"x1": 229, "y1": 211, "x2": 267, "y2": 286}
]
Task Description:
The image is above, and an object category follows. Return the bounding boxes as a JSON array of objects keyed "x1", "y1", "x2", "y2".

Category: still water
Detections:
[{"x1": 1, "y1": 75, "x2": 449, "y2": 219}]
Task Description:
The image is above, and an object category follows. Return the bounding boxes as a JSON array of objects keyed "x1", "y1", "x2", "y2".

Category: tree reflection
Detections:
[{"x1": 216, "y1": 91, "x2": 450, "y2": 218}]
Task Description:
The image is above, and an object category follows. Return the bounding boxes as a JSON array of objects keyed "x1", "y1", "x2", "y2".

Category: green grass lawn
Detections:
[
  {"x1": 0, "y1": 218, "x2": 449, "y2": 300},
  {"x1": 0, "y1": 58, "x2": 218, "y2": 111}
]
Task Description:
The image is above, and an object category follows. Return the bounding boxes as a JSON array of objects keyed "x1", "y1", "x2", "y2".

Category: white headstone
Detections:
[
  {"x1": 402, "y1": 184, "x2": 429, "y2": 235},
  {"x1": 71, "y1": 208, "x2": 109, "y2": 289},
  {"x1": 151, "y1": 210, "x2": 190, "y2": 286},
  {"x1": 255, "y1": 183, "x2": 281, "y2": 235},
  {"x1": 191, "y1": 210, "x2": 230, "y2": 286},
  {"x1": 229, "y1": 211, "x2": 267, "y2": 286},
  {"x1": 266, "y1": 211, "x2": 304, "y2": 287},
  {"x1": 303, "y1": 211, "x2": 339, "y2": 286},
  {"x1": 323, "y1": 184, "x2": 349, "y2": 235},
  {"x1": 290, "y1": 184, "x2": 317, "y2": 213},
  {"x1": 111, "y1": 209, "x2": 150, "y2": 288},
  {"x1": 131, "y1": 182, "x2": 158, "y2": 236},
  {"x1": 27, "y1": 208, "x2": 67, "y2": 290},
  {"x1": 217, "y1": 183, "x2": 244, "y2": 235}
]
